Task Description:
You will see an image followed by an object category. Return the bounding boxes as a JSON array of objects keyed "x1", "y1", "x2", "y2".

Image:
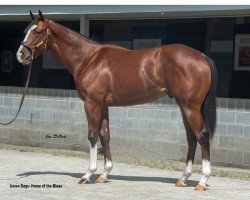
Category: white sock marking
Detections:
[
  {"x1": 100, "y1": 159, "x2": 113, "y2": 180},
  {"x1": 199, "y1": 159, "x2": 211, "y2": 186},
  {"x1": 82, "y1": 142, "x2": 97, "y2": 181},
  {"x1": 179, "y1": 160, "x2": 193, "y2": 184}
]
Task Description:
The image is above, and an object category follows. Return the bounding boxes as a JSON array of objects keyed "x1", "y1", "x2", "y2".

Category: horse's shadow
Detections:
[{"x1": 16, "y1": 171, "x2": 199, "y2": 187}]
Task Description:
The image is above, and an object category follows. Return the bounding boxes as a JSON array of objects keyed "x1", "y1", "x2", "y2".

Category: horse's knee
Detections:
[{"x1": 88, "y1": 132, "x2": 98, "y2": 146}]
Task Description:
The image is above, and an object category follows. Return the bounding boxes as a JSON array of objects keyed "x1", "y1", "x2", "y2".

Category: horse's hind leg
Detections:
[
  {"x1": 176, "y1": 115, "x2": 197, "y2": 187},
  {"x1": 96, "y1": 106, "x2": 113, "y2": 183},
  {"x1": 178, "y1": 105, "x2": 211, "y2": 191},
  {"x1": 78, "y1": 100, "x2": 101, "y2": 184}
]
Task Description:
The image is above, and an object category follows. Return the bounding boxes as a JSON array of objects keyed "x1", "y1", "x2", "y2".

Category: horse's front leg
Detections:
[
  {"x1": 78, "y1": 100, "x2": 102, "y2": 184},
  {"x1": 96, "y1": 106, "x2": 113, "y2": 183}
]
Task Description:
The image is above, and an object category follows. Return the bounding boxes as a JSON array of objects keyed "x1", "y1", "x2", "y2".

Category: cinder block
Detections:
[
  {"x1": 121, "y1": 118, "x2": 134, "y2": 128},
  {"x1": 245, "y1": 99, "x2": 250, "y2": 110},
  {"x1": 70, "y1": 101, "x2": 83, "y2": 112},
  {"x1": 110, "y1": 117, "x2": 121, "y2": 128},
  {"x1": 228, "y1": 99, "x2": 236, "y2": 110},
  {"x1": 162, "y1": 142, "x2": 181, "y2": 159},
  {"x1": 4, "y1": 97, "x2": 16, "y2": 108},
  {"x1": 168, "y1": 131, "x2": 179, "y2": 143},
  {"x1": 43, "y1": 111, "x2": 53, "y2": 121},
  {"x1": 75, "y1": 112, "x2": 85, "y2": 124},
  {"x1": 8, "y1": 128, "x2": 19, "y2": 139},
  {"x1": 140, "y1": 109, "x2": 156, "y2": 120},
  {"x1": 162, "y1": 121, "x2": 178, "y2": 133},
  {"x1": 155, "y1": 109, "x2": 171, "y2": 121},
  {"x1": 0, "y1": 107, "x2": 8, "y2": 117},
  {"x1": 211, "y1": 136, "x2": 219, "y2": 148},
  {"x1": 63, "y1": 112, "x2": 76, "y2": 123},
  {"x1": 70, "y1": 123, "x2": 82, "y2": 133},
  {"x1": 19, "y1": 129, "x2": 29, "y2": 139},
  {"x1": 219, "y1": 98, "x2": 228, "y2": 109},
  {"x1": 244, "y1": 126, "x2": 250, "y2": 138},
  {"x1": 226, "y1": 150, "x2": 243, "y2": 163},
  {"x1": 219, "y1": 136, "x2": 235, "y2": 150},
  {"x1": 53, "y1": 112, "x2": 64, "y2": 122},
  {"x1": 113, "y1": 127, "x2": 127, "y2": 137},
  {"x1": 148, "y1": 120, "x2": 162, "y2": 131},
  {"x1": 29, "y1": 130, "x2": 41, "y2": 141},
  {"x1": 127, "y1": 108, "x2": 141, "y2": 118},
  {"x1": 243, "y1": 152, "x2": 250, "y2": 164},
  {"x1": 236, "y1": 99, "x2": 245, "y2": 111},
  {"x1": 219, "y1": 111, "x2": 235, "y2": 124},
  {"x1": 35, "y1": 120, "x2": 47, "y2": 131},
  {"x1": 170, "y1": 110, "x2": 182, "y2": 121},
  {"x1": 46, "y1": 99, "x2": 59, "y2": 111},
  {"x1": 178, "y1": 121, "x2": 185, "y2": 133},
  {"x1": 17, "y1": 109, "x2": 30, "y2": 120},
  {"x1": 132, "y1": 138, "x2": 148, "y2": 150},
  {"x1": 35, "y1": 99, "x2": 46, "y2": 110},
  {"x1": 59, "y1": 100, "x2": 70, "y2": 111},
  {"x1": 133, "y1": 119, "x2": 148, "y2": 130},
  {"x1": 228, "y1": 124, "x2": 244, "y2": 137},
  {"x1": 215, "y1": 124, "x2": 228, "y2": 135},
  {"x1": 126, "y1": 129, "x2": 140, "y2": 139},
  {"x1": 109, "y1": 107, "x2": 127, "y2": 118},
  {"x1": 0, "y1": 128, "x2": 9, "y2": 138},
  {"x1": 23, "y1": 98, "x2": 36, "y2": 109},
  {"x1": 57, "y1": 122, "x2": 70, "y2": 133},
  {"x1": 236, "y1": 112, "x2": 250, "y2": 125},
  {"x1": 235, "y1": 138, "x2": 250, "y2": 151},
  {"x1": 0, "y1": 97, "x2": 3, "y2": 106},
  {"x1": 211, "y1": 148, "x2": 227, "y2": 162},
  {"x1": 147, "y1": 141, "x2": 162, "y2": 151},
  {"x1": 31, "y1": 111, "x2": 43, "y2": 121}
]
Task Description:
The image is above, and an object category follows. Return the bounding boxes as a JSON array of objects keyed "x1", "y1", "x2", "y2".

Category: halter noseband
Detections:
[{"x1": 21, "y1": 28, "x2": 50, "y2": 60}]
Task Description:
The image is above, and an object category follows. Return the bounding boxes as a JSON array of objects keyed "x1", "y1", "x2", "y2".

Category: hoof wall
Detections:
[
  {"x1": 194, "y1": 184, "x2": 207, "y2": 191},
  {"x1": 96, "y1": 176, "x2": 108, "y2": 183},
  {"x1": 78, "y1": 177, "x2": 90, "y2": 184},
  {"x1": 175, "y1": 181, "x2": 186, "y2": 187}
]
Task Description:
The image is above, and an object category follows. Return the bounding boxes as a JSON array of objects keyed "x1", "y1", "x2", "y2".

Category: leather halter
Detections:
[{"x1": 21, "y1": 28, "x2": 50, "y2": 60}]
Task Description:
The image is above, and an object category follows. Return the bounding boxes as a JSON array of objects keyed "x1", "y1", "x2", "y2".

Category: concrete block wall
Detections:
[{"x1": 0, "y1": 86, "x2": 249, "y2": 169}]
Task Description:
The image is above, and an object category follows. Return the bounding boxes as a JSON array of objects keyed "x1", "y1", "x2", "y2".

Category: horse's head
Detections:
[{"x1": 17, "y1": 10, "x2": 50, "y2": 65}]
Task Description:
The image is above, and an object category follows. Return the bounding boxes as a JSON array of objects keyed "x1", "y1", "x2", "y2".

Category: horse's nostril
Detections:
[{"x1": 20, "y1": 52, "x2": 25, "y2": 59}]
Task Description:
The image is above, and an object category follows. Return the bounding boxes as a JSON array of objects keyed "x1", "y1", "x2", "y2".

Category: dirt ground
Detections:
[{"x1": 0, "y1": 149, "x2": 249, "y2": 200}]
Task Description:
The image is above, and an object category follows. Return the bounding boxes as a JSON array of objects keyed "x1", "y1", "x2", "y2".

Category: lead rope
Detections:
[{"x1": 0, "y1": 60, "x2": 32, "y2": 125}]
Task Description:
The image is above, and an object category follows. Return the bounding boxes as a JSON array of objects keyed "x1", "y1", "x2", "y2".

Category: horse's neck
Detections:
[{"x1": 48, "y1": 21, "x2": 98, "y2": 75}]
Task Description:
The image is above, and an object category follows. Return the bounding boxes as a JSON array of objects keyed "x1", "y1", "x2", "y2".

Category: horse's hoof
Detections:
[
  {"x1": 194, "y1": 184, "x2": 207, "y2": 191},
  {"x1": 78, "y1": 177, "x2": 90, "y2": 184},
  {"x1": 175, "y1": 180, "x2": 186, "y2": 187},
  {"x1": 96, "y1": 176, "x2": 108, "y2": 183}
]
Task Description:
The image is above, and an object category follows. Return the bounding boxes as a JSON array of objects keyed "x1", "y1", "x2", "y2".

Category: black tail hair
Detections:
[{"x1": 201, "y1": 55, "x2": 217, "y2": 139}]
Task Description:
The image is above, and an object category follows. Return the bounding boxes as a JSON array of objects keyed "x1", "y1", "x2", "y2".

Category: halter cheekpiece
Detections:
[{"x1": 21, "y1": 27, "x2": 50, "y2": 60}]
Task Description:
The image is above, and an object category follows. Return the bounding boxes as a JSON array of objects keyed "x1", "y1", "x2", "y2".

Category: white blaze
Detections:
[{"x1": 17, "y1": 25, "x2": 37, "y2": 62}]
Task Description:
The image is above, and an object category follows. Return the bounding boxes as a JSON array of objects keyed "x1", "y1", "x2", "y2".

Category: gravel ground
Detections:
[{"x1": 0, "y1": 149, "x2": 249, "y2": 200}]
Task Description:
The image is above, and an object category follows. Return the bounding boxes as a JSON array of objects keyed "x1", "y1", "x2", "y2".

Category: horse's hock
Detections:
[{"x1": 0, "y1": 86, "x2": 249, "y2": 169}]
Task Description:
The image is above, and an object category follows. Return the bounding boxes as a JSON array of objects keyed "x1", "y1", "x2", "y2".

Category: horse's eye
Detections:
[{"x1": 34, "y1": 30, "x2": 42, "y2": 35}]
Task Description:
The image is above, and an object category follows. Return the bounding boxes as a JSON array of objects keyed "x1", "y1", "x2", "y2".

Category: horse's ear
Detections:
[
  {"x1": 30, "y1": 11, "x2": 35, "y2": 20},
  {"x1": 38, "y1": 10, "x2": 44, "y2": 22}
]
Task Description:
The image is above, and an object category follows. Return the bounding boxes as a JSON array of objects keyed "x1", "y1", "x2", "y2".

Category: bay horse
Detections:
[{"x1": 16, "y1": 11, "x2": 217, "y2": 191}]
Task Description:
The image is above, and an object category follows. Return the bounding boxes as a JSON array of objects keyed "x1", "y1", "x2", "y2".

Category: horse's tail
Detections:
[{"x1": 201, "y1": 55, "x2": 217, "y2": 139}]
